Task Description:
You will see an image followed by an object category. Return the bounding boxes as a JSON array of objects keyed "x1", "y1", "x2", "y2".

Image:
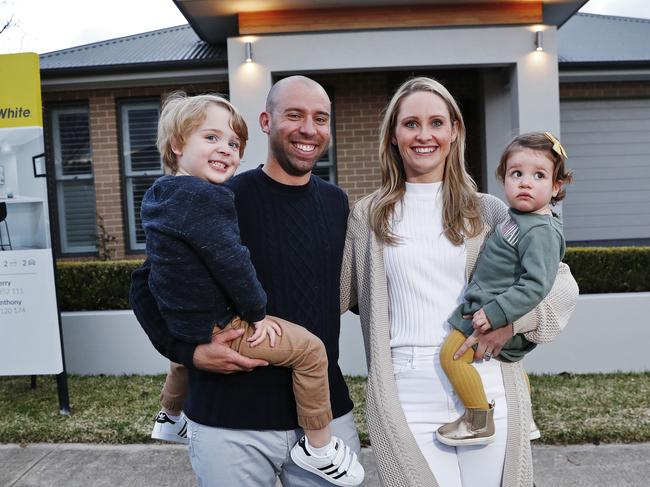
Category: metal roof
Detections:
[
  {"x1": 39, "y1": 24, "x2": 226, "y2": 72},
  {"x1": 39, "y1": 11, "x2": 650, "y2": 75},
  {"x1": 558, "y1": 12, "x2": 650, "y2": 64}
]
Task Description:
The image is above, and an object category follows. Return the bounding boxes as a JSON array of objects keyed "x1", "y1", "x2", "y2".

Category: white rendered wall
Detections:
[
  {"x1": 227, "y1": 26, "x2": 560, "y2": 176},
  {"x1": 61, "y1": 293, "x2": 650, "y2": 375}
]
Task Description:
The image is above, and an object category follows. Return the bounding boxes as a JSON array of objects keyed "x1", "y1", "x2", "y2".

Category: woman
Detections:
[{"x1": 340, "y1": 77, "x2": 578, "y2": 486}]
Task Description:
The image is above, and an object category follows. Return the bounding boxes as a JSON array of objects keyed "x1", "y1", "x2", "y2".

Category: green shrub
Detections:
[
  {"x1": 56, "y1": 260, "x2": 143, "y2": 311},
  {"x1": 563, "y1": 247, "x2": 650, "y2": 294},
  {"x1": 55, "y1": 247, "x2": 650, "y2": 311}
]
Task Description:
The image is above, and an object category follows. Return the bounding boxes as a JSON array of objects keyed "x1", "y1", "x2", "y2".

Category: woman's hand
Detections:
[
  {"x1": 248, "y1": 316, "x2": 282, "y2": 347},
  {"x1": 454, "y1": 323, "x2": 514, "y2": 361},
  {"x1": 453, "y1": 330, "x2": 479, "y2": 360}
]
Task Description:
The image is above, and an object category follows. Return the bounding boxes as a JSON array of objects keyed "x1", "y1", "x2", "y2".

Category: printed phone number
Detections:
[
  {"x1": 0, "y1": 288, "x2": 24, "y2": 295},
  {"x1": 0, "y1": 307, "x2": 26, "y2": 315}
]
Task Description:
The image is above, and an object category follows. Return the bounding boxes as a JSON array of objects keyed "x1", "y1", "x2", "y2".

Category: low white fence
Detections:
[{"x1": 61, "y1": 292, "x2": 650, "y2": 376}]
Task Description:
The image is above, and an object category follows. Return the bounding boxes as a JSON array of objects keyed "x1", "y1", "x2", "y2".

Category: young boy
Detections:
[
  {"x1": 436, "y1": 132, "x2": 573, "y2": 446},
  {"x1": 140, "y1": 92, "x2": 363, "y2": 486}
]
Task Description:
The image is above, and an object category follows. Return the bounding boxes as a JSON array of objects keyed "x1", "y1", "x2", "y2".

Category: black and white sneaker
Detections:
[
  {"x1": 151, "y1": 411, "x2": 189, "y2": 444},
  {"x1": 290, "y1": 435, "x2": 364, "y2": 486}
]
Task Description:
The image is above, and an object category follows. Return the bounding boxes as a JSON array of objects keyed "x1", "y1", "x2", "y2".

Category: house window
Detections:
[
  {"x1": 313, "y1": 97, "x2": 337, "y2": 183},
  {"x1": 313, "y1": 146, "x2": 337, "y2": 183},
  {"x1": 50, "y1": 106, "x2": 97, "y2": 254},
  {"x1": 120, "y1": 101, "x2": 163, "y2": 251}
]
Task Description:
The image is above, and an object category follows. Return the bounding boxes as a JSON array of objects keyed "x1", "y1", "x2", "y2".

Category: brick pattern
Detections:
[
  {"x1": 44, "y1": 83, "x2": 227, "y2": 260},
  {"x1": 560, "y1": 81, "x2": 650, "y2": 99},
  {"x1": 316, "y1": 73, "x2": 388, "y2": 204},
  {"x1": 45, "y1": 69, "x2": 518, "y2": 260},
  {"x1": 317, "y1": 69, "x2": 481, "y2": 203}
]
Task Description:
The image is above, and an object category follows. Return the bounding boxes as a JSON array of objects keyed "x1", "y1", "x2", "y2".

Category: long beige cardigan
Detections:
[{"x1": 340, "y1": 192, "x2": 579, "y2": 487}]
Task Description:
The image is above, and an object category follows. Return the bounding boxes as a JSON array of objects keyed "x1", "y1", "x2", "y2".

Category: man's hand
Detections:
[
  {"x1": 193, "y1": 328, "x2": 268, "y2": 373},
  {"x1": 472, "y1": 308, "x2": 492, "y2": 333}
]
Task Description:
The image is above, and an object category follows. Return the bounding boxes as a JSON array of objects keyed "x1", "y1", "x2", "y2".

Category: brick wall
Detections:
[
  {"x1": 44, "y1": 82, "x2": 227, "y2": 260},
  {"x1": 317, "y1": 69, "x2": 483, "y2": 203},
  {"x1": 560, "y1": 81, "x2": 650, "y2": 99},
  {"x1": 46, "y1": 69, "x2": 486, "y2": 259},
  {"x1": 315, "y1": 73, "x2": 388, "y2": 204}
]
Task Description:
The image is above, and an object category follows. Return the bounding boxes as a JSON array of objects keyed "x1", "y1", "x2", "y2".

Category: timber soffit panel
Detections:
[{"x1": 173, "y1": 0, "x2": 587, "y2": 43}]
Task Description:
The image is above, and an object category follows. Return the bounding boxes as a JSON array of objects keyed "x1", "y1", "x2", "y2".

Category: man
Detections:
[{"x1": 130, "y1": 76, "x2": 360, "y2": 486}]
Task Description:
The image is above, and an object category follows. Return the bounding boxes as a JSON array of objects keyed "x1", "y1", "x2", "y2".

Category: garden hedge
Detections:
[
  {"x1": 56, "y1": 247, "x2": 650, "y2": 311},
  {"x1": 56, "y1": 260, "x2": 143, "y2": 311},
  {"x1": 562, "y1": 246, "x2": 650, "y2": 294}
]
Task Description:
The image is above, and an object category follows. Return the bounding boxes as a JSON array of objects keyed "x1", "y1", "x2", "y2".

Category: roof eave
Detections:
[
  {"x1": 40, "y1": 60, "x2": 229, "y2": 93},
  {"x1": 543, "y1": 1, "x2": 588, "y2": 28},
  {"x1": 559, "y1": 60, "x2": 650, "y2": 83},
  {"x1": 173, "y1": 0, "x2": 239, "y2": 44},
  {"x1": 173, "y1": 1, "x2": 588, "y2": 45}
]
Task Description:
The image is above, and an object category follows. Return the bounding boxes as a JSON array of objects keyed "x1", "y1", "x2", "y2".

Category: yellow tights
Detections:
[{"x1": 440, "y1": 329, "x2": 489, "y2": 410}]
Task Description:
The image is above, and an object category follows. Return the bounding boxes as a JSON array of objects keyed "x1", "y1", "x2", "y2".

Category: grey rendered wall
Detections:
[{"x1": 226, "y1": 25, "x2": 561, "y2": 178}]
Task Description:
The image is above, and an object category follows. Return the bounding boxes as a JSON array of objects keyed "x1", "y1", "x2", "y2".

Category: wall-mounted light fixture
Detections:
[
  {"x1": 245, "y1": 42, "x2": 253, "y2": 63},
  {"x1": 535, "y1": 30, "x2": 543, "y2": 51}
]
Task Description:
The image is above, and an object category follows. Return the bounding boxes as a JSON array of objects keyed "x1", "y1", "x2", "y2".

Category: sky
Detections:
[{"x1": 1, "y1": 0, "x2": 650, "y2": 55}]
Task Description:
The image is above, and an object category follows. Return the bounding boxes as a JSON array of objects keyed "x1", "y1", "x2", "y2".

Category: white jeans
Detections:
[{"x1": 392, "y1": 346, "x2": 508, "y2": 487}]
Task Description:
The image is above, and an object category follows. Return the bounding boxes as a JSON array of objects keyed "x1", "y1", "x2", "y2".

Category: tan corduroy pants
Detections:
[{"x1": 160, "y1": 315, "x2": 332, "y2": 430}]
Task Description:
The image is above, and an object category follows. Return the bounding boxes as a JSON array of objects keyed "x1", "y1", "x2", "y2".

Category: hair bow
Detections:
[{"x1": 544, "y1": 132, "x2": 568, "y2": 159}]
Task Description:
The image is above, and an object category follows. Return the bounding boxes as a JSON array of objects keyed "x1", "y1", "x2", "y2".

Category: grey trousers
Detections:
[{"x1": 187, "y1": 410, "x2": 361, "y2": 486}]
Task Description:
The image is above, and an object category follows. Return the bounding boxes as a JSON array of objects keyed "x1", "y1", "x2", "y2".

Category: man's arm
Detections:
[{"x1": 130, "y1": 260, "x2": 268, "y2": 372}]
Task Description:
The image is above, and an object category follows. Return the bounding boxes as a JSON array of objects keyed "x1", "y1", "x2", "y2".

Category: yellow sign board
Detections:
[{"x1": 0, "y1": 53, "x2": 43, "y2": 128}]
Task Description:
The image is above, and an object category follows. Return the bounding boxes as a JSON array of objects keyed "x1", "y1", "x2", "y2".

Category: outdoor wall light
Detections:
[
  {"x1": 535, "y1": 30, "x2": 543, "y2": 51},
  {"x1": 245, "y1": 42, "x2": 253, "y2": 63}
]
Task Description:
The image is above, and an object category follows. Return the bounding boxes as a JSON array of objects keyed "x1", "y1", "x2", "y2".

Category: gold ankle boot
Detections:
[{"x1": 436, "y1": 403, "x2": 495, "y2": 446}]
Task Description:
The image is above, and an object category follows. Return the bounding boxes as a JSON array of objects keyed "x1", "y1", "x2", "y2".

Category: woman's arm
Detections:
[
  {"x1": 514, "y1": 262, "x2": 579, "y2": 343},
  {"x1": 480, "y1": 193, "x2": 579, "y2": 344},
  {"x1": 340, "y1": 209, "x2": 359, "y2": 315},
  {"x1": 452, "y1": 264, "x2": 578, "y2": 359}
]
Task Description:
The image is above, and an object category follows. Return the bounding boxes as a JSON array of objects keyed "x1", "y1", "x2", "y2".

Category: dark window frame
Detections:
[
  {"x1": 117, "y1": 97, "x2": 164, "y2": 253},
  {"x1": 46, "y1": 102, "x2": 99, "y2": 256}
]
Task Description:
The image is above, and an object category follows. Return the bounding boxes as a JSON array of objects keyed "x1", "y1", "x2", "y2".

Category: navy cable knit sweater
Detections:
[
  {"x1": 141, "y1": 175, "x2": 267, "y2": 343},
  {"x1": 130, "y1": 167, "x2": 353, "y2": 429}
]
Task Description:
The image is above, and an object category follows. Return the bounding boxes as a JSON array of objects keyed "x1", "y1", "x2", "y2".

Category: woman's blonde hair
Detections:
[
  {"x1": 370, "y1": 77, "x2": 482, "y2": 246},
  {"x1": 157, "y1": 92, "x2": 248, "y2": 174}
]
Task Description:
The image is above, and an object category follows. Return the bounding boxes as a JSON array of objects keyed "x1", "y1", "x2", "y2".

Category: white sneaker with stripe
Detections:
[
  {"x1": 150, "y1": 411, "x2": 189, "y2": 444},
  {"x1": 290, "y1": 435, "x2": 364, "y2": 486}
]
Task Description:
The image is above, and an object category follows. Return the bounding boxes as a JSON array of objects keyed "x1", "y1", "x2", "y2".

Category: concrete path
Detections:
[{"x1": 1, "y1": 442, "x2": 648, "y2": 486}]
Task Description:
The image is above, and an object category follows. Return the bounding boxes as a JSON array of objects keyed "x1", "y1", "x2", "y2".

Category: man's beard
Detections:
[{"x1": 270, "y1": 135, "x2": 326, "y2": 177}]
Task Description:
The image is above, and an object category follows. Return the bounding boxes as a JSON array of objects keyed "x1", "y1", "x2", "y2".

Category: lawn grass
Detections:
[{"x1": 1, "y1": 373, "x2": 649, "y2": 445}]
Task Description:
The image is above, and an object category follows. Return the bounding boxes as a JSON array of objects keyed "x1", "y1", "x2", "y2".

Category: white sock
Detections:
[
  {"x1": 306, "y1": 437, "x2": 335, "y2": 457},
  {"x1": 164, "y1": 412, "x2": 181, "y2": 422}
]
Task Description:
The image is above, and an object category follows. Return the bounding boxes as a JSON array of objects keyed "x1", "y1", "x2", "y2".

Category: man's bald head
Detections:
[{"x1": 265, "y1": 76, "x2": 330, "y2": 113}]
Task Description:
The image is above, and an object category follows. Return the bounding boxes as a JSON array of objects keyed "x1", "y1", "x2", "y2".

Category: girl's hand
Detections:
[
  {"x1": 472, "y1": 308, "x2": 492, "y2": 333},
  {"x1": 248, "y1": 317, "x2": 282, "y2": 348}
]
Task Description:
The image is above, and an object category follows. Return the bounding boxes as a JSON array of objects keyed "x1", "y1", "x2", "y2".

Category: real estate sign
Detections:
[{"x1": 0, "y1": 53, "x2": 64, "y2": 376}]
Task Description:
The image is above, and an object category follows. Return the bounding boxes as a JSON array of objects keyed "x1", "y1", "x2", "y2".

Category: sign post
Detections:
[{"x1": 0, "y1": 52, "x2": 70, "y2": 414}]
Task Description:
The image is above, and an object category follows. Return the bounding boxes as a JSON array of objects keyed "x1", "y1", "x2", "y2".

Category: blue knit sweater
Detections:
[
  {"x1": 131, "y1": 167, "x2": 353, "y2": 429},
  {"x1": 141, "y1": 175, "x2": 266, "y2": 343}
]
